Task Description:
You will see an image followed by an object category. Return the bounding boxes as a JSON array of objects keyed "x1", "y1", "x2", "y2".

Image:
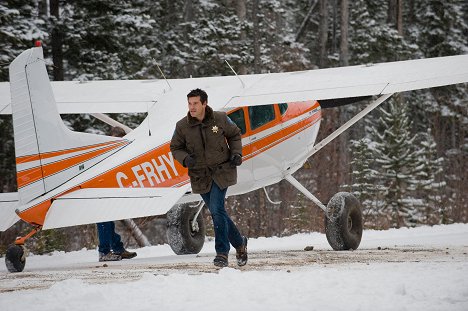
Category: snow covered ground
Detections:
[{"x1": 1, "y1": 224, "x2": 467, "y2": 311}]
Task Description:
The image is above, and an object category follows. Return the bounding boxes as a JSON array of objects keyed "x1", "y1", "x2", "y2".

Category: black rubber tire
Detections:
[
  {"x1": 325, "y1": 192, "x2": 363, "y2": 251},
  {"x1": 166, "y1": 204, "x2": 205, "y2": 255},
  {"x1": 5, "y1": 244, "x2": 26, "y2": 273}
]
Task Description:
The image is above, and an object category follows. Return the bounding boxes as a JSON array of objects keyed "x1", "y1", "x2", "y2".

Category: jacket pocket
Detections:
[{"x1": 216, "y1": 162, "x2": 237, "y2": 184}]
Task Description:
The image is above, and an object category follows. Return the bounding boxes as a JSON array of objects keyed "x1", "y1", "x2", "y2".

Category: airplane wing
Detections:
[
  {"x1": 0, "y1": 193, "x2": 20, "y2": 231},
  {"x1": 226, "y1": 54, "x2": 468, "y2": 107},
  {"x1": 42, "y1": 186, "x2": 190, "y2": 230},
  {"x1": 1, "y1": 54, "x2": 467, "y2": 115}
]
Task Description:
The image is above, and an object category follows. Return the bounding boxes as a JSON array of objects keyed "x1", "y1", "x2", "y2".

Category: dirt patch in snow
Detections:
[{"x1": 1, "y1": 246, "x2": 467, "y2": 293}]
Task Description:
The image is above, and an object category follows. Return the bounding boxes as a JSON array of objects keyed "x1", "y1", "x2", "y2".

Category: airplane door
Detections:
[
  {"x1": 277, "y1": 103, "x2": 309, "y2": 172},
  {"x1": 247, "y1": 104, "x2": 283, "y2": 181},
  {"x1": 227, "y1": 108, "x2": 254, "y2": 191}
]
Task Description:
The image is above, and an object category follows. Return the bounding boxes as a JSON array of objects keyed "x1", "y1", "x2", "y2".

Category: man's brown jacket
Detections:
[{"x1": 170, "y1": 105, "x2": 242, "y2": 194}]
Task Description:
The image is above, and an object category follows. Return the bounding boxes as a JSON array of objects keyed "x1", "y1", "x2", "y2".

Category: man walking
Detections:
[{"x1": 170, "y1": 88, "x2": 248, "y2": 267}]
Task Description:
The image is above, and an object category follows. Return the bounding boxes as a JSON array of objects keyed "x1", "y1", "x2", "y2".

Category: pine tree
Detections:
[
  {"x1": 344, "y1": 138, "x2": 383, "y2": 227},
  {"x1": 412, "y1": 0, "x2": 468, "y2": 222},
  {"x1": 0, "y1": 1, "x2": 47, "y2": 81},
  {"x1": 414, "y1": 0, "x2": 468, "y2": 58},
  {"x1": 415, "y1": 131, "x2": 446, "y2": 224},
  {"x1": 371, "y1": 100, "x2": 426, "y2": 227},
  {"x1": 349, "y1": 0, "x2": 417, "y2": 64},
  {"x1": 62, "y1": 0, "x2": 160, "y2": 80}
]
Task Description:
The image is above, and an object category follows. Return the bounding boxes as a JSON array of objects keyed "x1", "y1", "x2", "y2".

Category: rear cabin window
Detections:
[
  {"x1": 248, "y1": 104, "x2": 276, "y2": 130},
  {"x1": 227, "y1": 108, "x2": 247, "y2": 135},
  {"x1": 278, "y1": 103, "x2": 288, "y2": 115}
]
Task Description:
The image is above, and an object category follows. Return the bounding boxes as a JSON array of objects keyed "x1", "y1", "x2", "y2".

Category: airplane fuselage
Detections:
[{"x1": 17, "y1": 101, "x2": 321, "y2": 225}]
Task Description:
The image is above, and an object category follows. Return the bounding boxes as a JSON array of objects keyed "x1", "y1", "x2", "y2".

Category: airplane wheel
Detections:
[
  {"x1": 166, "y1": 204, "x2": 205, "y2": 255},
  {"x1": 325, "y1": 192, "x2": 363, "y2": 251},
  {"x1": 5, "y1": 244, "x2": 26, "y2": 273}
]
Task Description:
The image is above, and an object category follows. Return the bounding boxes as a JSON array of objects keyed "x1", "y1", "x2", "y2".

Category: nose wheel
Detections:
[{"x1": 4, "y1": 225, "x2": 41, "y2": 273}]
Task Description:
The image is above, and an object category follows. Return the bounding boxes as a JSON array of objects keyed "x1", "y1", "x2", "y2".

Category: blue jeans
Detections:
[
  {"x1": 201, "y1": 182, "x2": 243, "y2": 255},
  {"x1": 96, "y1": 221, "x2": 124, "y2": 254}
]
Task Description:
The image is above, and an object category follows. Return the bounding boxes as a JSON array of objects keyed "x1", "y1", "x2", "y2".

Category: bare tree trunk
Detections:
[
  {"x1": 120, "y1": 219, "x2": 151, "y2": 247},
  {"x1": 318, "y1": 0, "x2": 329, "y2": 68},
  {"x1": 332, "y1": 0, "x2": 337, "y2": 54},
  {"x1": 397, "y1": 0, "x2": 403, "y2": 36},
  {"x1": 387, "y1": 0, "x2": 396, "y2": 25},
  {"x1": 339, "y1": 0, "x2": 349, "y2": 66},
  {"x1": 407, "y1": 0, "x2": 415, "y2": 25},
  {"x1": 50, "y1": 0, "x2": 63, "y2": 81},
  {"x1": 257, "y1": 190, "x2": 267, "y2": 235},
  {"x1": 184, "y1": 0, "x2": 194, "y2": 77},
  {"x1": 387, "y1": 0, "x2": 403, "y2": 35},
  {"x1": 295, "y1": 0, "x2": 319, "y2": 42},
  {"x1": 184, "y1": 0, "x2": 193, "y2": 24},
  {"x1": 39, "y1": 0, "x2": 48, "y2": 16},
  {"x1": 252, "y1": 0, "x2": 261, "y2": 73},
  {"x1": 236, "y1": 0, "x2": 247, "y2": 74}
]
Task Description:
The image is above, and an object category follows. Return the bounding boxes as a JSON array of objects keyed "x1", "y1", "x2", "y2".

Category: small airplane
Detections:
[{"x1": 0, "y1": 42, "x2": 467, "y2": 272}]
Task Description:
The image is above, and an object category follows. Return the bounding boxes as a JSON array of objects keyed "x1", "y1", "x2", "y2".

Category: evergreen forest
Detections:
[{"x1": 0, "y1": 0, "x2": 466, "y2": 254}]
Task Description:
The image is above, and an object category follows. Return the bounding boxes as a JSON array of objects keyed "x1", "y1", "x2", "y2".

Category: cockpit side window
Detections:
[
  {"x1": 248, "y1": 104, "x2": 275, "y2": 130},
  {"x1": 227, "y1": 108, "x2": 247, "y2": 135}
]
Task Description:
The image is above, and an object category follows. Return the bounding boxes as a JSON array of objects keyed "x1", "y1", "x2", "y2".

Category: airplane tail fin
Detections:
[{"x1": 9, "y1": 46, "x2": 129, "y2": 205}]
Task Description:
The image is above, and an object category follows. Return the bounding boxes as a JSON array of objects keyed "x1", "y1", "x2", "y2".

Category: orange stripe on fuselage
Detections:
[
  {"x1": 244, "y1": 111, "x2": 320, "y2": 161},
  {"x1": 17, "y1": 141, "x2": 128, "y2": 189}
]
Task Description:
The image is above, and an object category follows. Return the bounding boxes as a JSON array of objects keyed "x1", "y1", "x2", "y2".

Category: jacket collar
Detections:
[{"x1": 186, "y1": 105, "x2": 214, "y2": 126}]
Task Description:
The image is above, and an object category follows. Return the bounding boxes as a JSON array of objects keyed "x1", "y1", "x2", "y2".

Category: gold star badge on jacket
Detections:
[{"x1": 212, "y1": 125, "x2": 219, "y2": 133}]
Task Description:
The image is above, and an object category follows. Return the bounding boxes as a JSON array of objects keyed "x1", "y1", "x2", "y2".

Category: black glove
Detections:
[
  {"x1": 184, "y1": 154, "x2": 196, "y2": 168},
  {"x1": 230, "y1": 153, "x2": 242, "y2": 167}
]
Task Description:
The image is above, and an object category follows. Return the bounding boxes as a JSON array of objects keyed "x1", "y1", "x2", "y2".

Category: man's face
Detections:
[{"x1": 188, "y1": 96, "x2": 206, "y2": 120}]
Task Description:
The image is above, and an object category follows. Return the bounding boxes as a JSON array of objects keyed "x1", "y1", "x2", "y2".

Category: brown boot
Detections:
[
  {"x1": 213, "y1": 254, "x2": 228, "y2": 267},
  {"x1": 116, "y1": 249, "x2": 137, "y2": 259}
]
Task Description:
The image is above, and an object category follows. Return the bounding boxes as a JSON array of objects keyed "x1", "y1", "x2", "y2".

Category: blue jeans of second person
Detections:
[
  {"x1": 201, "y1": 181, "x2": 243, "y2": 255},
  {"x1": 97, "y1": 221, "x2": 124, "y2": 254}
]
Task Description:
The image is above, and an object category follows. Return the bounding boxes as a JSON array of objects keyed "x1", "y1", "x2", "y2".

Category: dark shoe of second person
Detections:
[
  {"x1": 213, "y1": 254, "x2": 228, "y2": 267},
  {"x1": 236, "y1": 236, "x2": 248, "y2": 266},
  {"x1": 116, "y1": 249, "x2": 137, "y2": 259},
  {"x1": 99, "y1": 252, "x2": 122, "y2": 262}
]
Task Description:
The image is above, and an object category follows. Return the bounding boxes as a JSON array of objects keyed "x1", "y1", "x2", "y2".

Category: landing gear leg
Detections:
[{"x1": 5, "y1": 226, "x2": 41, "y2": 273}]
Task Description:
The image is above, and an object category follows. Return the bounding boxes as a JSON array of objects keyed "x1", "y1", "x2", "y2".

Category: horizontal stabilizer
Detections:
[
  {"x1": 0, "y1": 193, "x2": 20, "y2": 231},
  {"x1": 42, "y1": 186, "x2": 190, "y2": 230},
  {"x1": 0, "y1": 80, "x2": 157, "y2": 114}
]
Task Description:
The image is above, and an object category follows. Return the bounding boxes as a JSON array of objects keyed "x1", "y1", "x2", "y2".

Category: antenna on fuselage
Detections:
[
  {"x1": 225, "y1": 60, "x2": 245, "y2": 89},
  {"x1": 152, "y1": 58, "x2": 172, "y2": 91}
]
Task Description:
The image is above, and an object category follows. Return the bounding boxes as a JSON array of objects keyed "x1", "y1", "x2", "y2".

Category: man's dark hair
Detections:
[
  {"x1": 110, "y1": 126, "x2": 126, "y2": 137},
  {"x1": 187, "y1": 88, "x2": 208, "y2": 104}
]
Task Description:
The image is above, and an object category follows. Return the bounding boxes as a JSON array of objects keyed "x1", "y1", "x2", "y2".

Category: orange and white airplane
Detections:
[{"x1": 0, "y1": 43, "x2": 467, "y2": 272}]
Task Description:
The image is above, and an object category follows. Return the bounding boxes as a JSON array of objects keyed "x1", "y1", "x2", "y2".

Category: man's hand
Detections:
[
  {"x1": 184, "y1": 154, "x2": 196, "y2": 168},
  {"x1": 230, "y1": 153, "x2": 242, "y2": 167}
]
